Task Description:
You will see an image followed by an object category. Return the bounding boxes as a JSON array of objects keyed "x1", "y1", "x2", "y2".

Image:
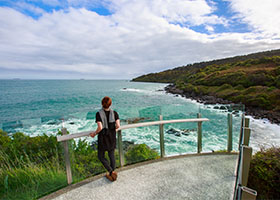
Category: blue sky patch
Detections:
[{"x1": 0, "y1": 0, "x2": 113, "y2": 19}]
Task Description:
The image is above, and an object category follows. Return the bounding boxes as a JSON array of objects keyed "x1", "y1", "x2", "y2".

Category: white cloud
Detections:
[
  {"x1": 205, "y1": 25, "x2": 214, "y2": 33},
  {"x1": 109, "y1": 0, "x2": 228, "y2": 26},
  {"x1": 14, "y1": 1, "x2": 45, "y2": 15},
  {"x1": 227, "y1": 0, "x2": 280, "y2": 38},
  {"x1": 0, "y1": 0, "x2": 280, "y2": 79}
]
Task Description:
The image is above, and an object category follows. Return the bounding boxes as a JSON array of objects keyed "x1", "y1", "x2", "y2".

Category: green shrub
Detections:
[
  {"x1": 234, "y1": 84, "x2": 245, "y2": 91},
  {"x1": 268, "y1": 86, "x2": 276, "y2": 92},
  {"x1": 217, "y1": 89, "x2": 240, "y2": 99},
  {"x1": 228, "y1": 94, "x2": 244, "y2": 103},
  {"x1": 256, "y1": 57, "x2": 273, "y2": 64},
  {"x1": 125, "y1": 144, "x2": 159, "y2": 164},
  {"x1": 275, "y1": 75, "x2": 280, "y2": 88},
  {"x1": 246, "y1": 94, "x2": 271, "y2": 109},
  {"x1": 274, "y1": 66, "x2": 280, "y2": 76},
  {"x1": 175, "y1": 80, "x2": 185, "y2": 89},
  {"x1": 243, "y1": 86, "x2": 263, "y2": 94},
  {"x1": 197, "y1": 85, "x2": 211, "y2": 95},
  {"x1": 274, "y1": 106, "x2": 280, "y2": 112},
  {"x1": 181, "y1": 83, "x2": 194, "y2": 93},
  {"x1": 207, "y1": 72, "x2": 248, "y2": 87},
  {"x1": 248, "y1": 147, "x2": 280, "y2": 200},
  {"x1": 217, "y1": 83, "x2": 232, "y2": 92}
]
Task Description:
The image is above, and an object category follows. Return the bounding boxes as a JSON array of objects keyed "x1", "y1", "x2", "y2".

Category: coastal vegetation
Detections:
[
  {"x1": 133, "y1": 49, "x2": 280, "y2": 199},
  {"x1": 132, "y1": 49, "x2": 280, "y2": 123},
  {"x1": 0, "y1": 130, "x2": 159, "y2": 200},
  {"x1": 248, "y1": 147, "x2": 280, "y2": 200}
]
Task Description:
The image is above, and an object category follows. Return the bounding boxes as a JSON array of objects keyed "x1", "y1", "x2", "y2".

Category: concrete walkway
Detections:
[{"x1": 49, "y1": 154, "x2": 238, "y2": 200}]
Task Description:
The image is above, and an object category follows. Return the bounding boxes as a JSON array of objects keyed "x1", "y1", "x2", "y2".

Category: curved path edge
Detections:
[{"x1": 40, "y1": 152, "x2": 238, "y2": 200}]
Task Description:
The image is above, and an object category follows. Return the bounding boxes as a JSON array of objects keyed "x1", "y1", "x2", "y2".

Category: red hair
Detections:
[{"x1": 102, "y1": 96, "x2": 112, "y2": 109}]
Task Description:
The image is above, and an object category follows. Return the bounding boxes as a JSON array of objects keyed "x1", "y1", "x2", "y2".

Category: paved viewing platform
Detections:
[{"x1": 43, "y1": 153, "x2": 238, "y2": 200}]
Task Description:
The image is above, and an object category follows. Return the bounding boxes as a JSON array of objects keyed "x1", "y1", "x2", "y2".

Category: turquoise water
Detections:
[{"x1": 0, "y1": 80, "x2": 243, "y2": 155}]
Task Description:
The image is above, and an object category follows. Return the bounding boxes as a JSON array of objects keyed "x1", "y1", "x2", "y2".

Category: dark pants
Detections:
[{"x1": 98, "y1": 149, "x2": 115, "y2": 173}]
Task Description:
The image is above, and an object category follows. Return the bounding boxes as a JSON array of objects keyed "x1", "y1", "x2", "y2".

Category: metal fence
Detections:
[
  {"x1": 233, "y1": 115, "x2": 257, "y2": 200},
  {"x1": 56, "y1": 112, "x2": 257, "y2": 200},
  {"x1": 57, "y1": 115, "x2": 209, "y2": 184}
]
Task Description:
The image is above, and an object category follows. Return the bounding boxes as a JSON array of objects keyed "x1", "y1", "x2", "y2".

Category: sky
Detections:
[{"x1": 0, "y1": 0, "x2": 280, "y2": 79}]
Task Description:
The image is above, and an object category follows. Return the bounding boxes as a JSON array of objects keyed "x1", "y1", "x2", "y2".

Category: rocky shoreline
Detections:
[{"x1": 164, "y1": 84, "x2": 280, "y2": 125}]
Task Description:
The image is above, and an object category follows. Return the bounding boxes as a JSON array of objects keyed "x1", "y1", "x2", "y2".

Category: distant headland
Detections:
[{"x1": 132, "y1": 49, "x2": 280, "y2": 124}]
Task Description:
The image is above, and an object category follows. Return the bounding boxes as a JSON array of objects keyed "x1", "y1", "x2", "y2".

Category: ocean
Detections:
[{"x1": 0, "y1": 79, "x2": 279, "y2": 155}]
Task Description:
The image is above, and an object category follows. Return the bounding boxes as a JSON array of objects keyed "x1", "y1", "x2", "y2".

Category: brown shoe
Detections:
[
  {"x1": 111, "y1": 171, "x2": 118, "y2": 181},
  {"x1": 105, "y1": 173, "x2": 114, "y2": 182}
]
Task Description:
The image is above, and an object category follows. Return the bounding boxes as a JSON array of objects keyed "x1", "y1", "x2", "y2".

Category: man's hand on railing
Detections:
[{"x1": 90, "y1": 132, "x2": 97, "y2": 138}]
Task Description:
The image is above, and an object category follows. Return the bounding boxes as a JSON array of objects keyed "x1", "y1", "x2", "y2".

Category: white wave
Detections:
[
  {"x1": 14, "y1": 117, "x2": 96, "y2": 137},
  {"x1": 247, "y1": 116, "x2": 280, "y2": 152},
  {"x1": 120, "y1": 87, "x2": 166, "y2": 96},
  {"x1": 164, "y1": 91, "x2": 280, "y2": 153},
  {"x1": 120, "y1": 88, "x2": 143, "y2": 92}
]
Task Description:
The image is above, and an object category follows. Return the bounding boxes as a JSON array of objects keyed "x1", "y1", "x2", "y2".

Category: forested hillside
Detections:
[{"x1": 132, "y1": 49, "x2": 280, "y2": 122}]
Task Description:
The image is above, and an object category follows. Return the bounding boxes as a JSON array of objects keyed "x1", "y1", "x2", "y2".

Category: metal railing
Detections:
[
  {"x1": 56, "y1": 112, "x2": 245, "y2": 192},
  {"x1": 57, "y1": 114, "x2": 210, "y2": 185},
  {"x1": 233, "y1": 115, "x2": 258, "y2": 200}
]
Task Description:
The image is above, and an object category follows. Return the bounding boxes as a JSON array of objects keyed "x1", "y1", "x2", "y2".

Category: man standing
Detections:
[{"x1": 90, "y1": 96, "x2": 120, "y2": 181}]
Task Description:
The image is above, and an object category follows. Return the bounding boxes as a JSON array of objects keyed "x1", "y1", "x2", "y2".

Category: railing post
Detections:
[
  {"x1": 240, "y1": 145, "x2": 252, "y2": 187},
  {"x1": 159, "y1": 115, "x2": 165, "y2": 158},
  {"x1": 61, "y1": 128, "x2": 72, "y2": 185},
  {"x1": 243, "y1": 128, "x2": 251, "y2": 146},
  {"x1": 197, "y1": 113, "x2": 202, "y2": 153},
  {"x1": 228, "y1": 113, "x2": 233, "y2": 152},
  {"x1": 234, "y1": 115, "x2": 256, "y2": 200},
  {"x1": 117, "y1": 130, "x2": 125, "y2": 167},
  {"x1": 244, "y1": 118, "x2": 250, "y2": 128},
  {"x1": 238, "y1": 114, "x2": 245, "y2": 149}
]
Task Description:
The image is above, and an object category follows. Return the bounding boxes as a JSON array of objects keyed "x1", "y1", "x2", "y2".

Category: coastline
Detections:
[{"x1": 164, "y1": 84, "x2": 280, "y2": 125}]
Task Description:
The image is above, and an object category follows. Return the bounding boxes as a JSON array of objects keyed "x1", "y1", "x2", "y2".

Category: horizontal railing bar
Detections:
[
  {"x1": 118, "y1": 118, "x2": 209, "y2": 130},
  {"x1": 57, "y1": 118, "x2": 209, "y2": 142}
]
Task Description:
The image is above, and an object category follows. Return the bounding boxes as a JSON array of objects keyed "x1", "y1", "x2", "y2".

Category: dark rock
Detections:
[
  {"x1": 164, "y1": 85, "x2": 184, "y2": 95},
  {"x1": 47, "y1": 121, "x2": 57, "y2": 125},
  {"x1": 232, "y1": 110, "x2": 239, "y2": 115},
  {"x1": 175, "y1": 132, "x2": 181, "y2": 137},
  {"x1": 122, "y1": 141, "x2": 135, "y2": 151},
  {"x1": 166, "y1": 128, "x2": 178, "y2": 135},
  {"x1": 166, "y1": 128, "x2": 191, "y2": 137},
  {"x1": 164, "y1": 84, "x2": 280, "y2": 125}
]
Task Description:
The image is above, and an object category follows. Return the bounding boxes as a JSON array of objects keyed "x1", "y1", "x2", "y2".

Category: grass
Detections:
[
  {"x1": 0, "y1": 154, "x2": 67, "y2": 200},
  {"x1": 0, "y1": 130, "x2": 159, "y2": 200}
]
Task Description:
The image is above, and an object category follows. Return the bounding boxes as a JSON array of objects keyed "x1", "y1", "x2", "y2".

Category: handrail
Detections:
[
  {"x1": 57, "y1": 115, "x2": 212, "y2": 185},
  {"x1": 57, "y1": 118, "x2": 209, "y2": 142},
  {"x1": 233, "y1": 116, "x2": 257, "y2": 200}
]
